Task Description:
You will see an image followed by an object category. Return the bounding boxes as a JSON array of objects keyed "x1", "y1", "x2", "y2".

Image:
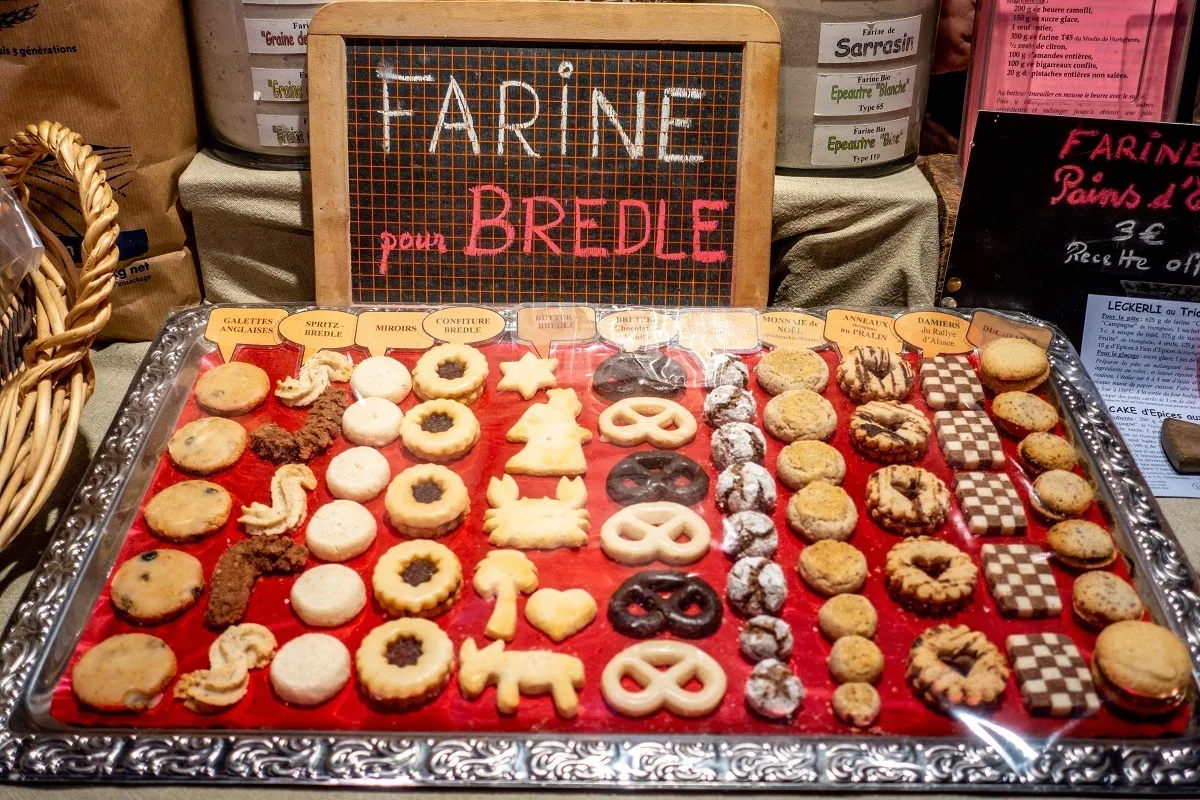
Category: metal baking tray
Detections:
[{"x1": 1, "y1": 303, "x2": 1199, "y2": 791}]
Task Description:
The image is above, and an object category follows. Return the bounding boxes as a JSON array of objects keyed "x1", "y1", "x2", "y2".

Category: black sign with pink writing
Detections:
[
  {"x1": 947, "y1": 112, "x2": 1200, "y2": 344},
  {"x1": 345, "y1": 39, "x2": 743, "y2": 306}
]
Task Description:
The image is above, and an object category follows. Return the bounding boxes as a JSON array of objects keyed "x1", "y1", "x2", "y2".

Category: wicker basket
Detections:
[{"x1": 0, "y1": 122, "x2": 119, "y2": 551}]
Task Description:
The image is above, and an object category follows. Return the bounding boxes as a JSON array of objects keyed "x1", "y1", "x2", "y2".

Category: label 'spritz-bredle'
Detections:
[
  {"x1": 818, "y1": 16, "x2": 922, "y2": 65},
  {"x1": 811, "y1": 118, "x2": 908, "y2": 166},
  {"x1": 278, "y1": 310, "x2": 358, "y2": 361},
  {"x1": 598, "y1": 309, "x2": 680, "y2": 352},
  {"x1": 516, "y1": 306, "x2": 598, "y2": 358},
  {"x1": 759, "y1": 311, "x2": 827, "y2": 350},
  {"x1": 355, "y1": 311, "x2": 435, "y2": 356},
  {"x1": 422, "y1": 307, "x2": 506, "y2": 345},
  {"x1": 677, "y1": 310, "x2": 759, "y2": 360},
  {"x1": 814, "y1": 66, "x2": 917, "y2": 117},
  {"x1": 894, "y1": 311, "x2": 973, "y2": 356},
  {"x1": 251, "y1": 68, "x2": 307, "y2": 103},
  {"x1": 257, "y1": 114, "x2": 309, "y2": 148},
  {"x1": 967, "y1": 310, "x2": 1054, "y2": 350},
  {"x1": 824, "y1": 309, "x2": 904, "y2": 354},
  {"x1": 206, "y1": 308, "x2": 288, "y2": 362},
  {"x1": 244, "y1": 18, "x2": 311, "y2": 54}
]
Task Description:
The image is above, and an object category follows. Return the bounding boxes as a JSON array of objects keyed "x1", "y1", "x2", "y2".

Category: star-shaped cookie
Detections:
[{"x1": 497, "y1": 352, "x2": 558, "y2": 400}]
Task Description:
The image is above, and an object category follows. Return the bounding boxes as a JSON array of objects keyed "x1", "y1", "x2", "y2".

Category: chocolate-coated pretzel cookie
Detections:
[
  {"x1": 592, "y1": 352, "x2": 686, "y2": 402},
  {"x1": 606, "y1": 450, "x2": 709, "y2": 506},
  {"x1": 608, "y1": 571, "x2": 723, "y2": 639}
]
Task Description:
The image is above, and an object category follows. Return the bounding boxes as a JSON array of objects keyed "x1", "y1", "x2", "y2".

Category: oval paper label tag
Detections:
[
  {"x1": 894, "y1": 311, "x2": 972, "y2": 356},
  {"x1": 516, "y1": 306, "x2": 598, "y2": 357},
  {"x1": 205, "y1": 308, "x2": 287, "y2": 362},
  {"x1": 422, "y1": 307, "x2": 506, "y2": 345},
  {"x1": 597, "y1": 309, "x2": 679, "y2": 351},
  {"x1": 677, "y1": 310, "x2": 759, "y2": 360},
  {"x1": 966, "y1": 310, "x2": 1053, "y2": 350},
  {"x1": 759, "y1": 310, "x2": 826, "y2": 350},
  {"x1": 824, "y1": 309, "x2": 903, "y2": 354},
  {"x1": 355, "y1": 311, "x2": 434, "y2": 355},
  {"x1": 277, "y1": 309, "x2": 358, "y2": 361}
]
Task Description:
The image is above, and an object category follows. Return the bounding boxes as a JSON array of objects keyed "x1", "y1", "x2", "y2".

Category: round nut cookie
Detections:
[
  {"x1": 740, "y1": 615, "x2": 794, "y2": 662},
  {"x1": 304, "y1": 499, "x2": 377, "y2": 562},
  {"x1": 777, "y1": 439, "x2": 845, "y2": 491},
  {"x1": 167, "y1": 417, "x2": 247, "y2": 475},
  {"x1": 1030, "y1": 469, "x2": 1094, "y2": 521},
  {"x1": 979, "y1": 337, "x2": 1050, "y2": 394},
  {"x1": 848, "y1": 401, "x2": 930, "y2": 463},
  {"x1": 1018, "y1": 431, "x2": 1077, "y2": 473},
  {"x1": 786, "y1": 481, "x2": 858, "y2": 542},
  {"x1": 326, "y1": 446, "x2": 391, "y2": 503},
  {"x1": 991, "y1": 392, "x2": 1059, "y2": 438},
  {"x1": 1091, "y1": 620, "x2": 1191, "y2": 715},
  {"x1": 763, "y1": 389, "x2": 837, "y2": 443},
  {"x1": 111, "y1": 549, "x2": 205, "y2": 624},
  {"x1": 832, "y1": 681, "x2": 881, "y2": 727},
  {"x1": 351, "y1": 355, "x2": 412, "y2": 404},
  {"x1": 195, "y1": 361, "x2": 270, "y2": 416},
  {"x1": 797, "y1": 540, "x2": 867, "y2": 595},
  {"x1": 1072, "y1": 571, "x2": 1143, "y2": 629},
  {"x1": 342, "y1": 397, "x2": 404, "y2": 447},
  {"x1": 291, "y1": 564, "x2": 368, "y2": 627},
  {"x1": 818, "y1": 593, "x2": 878, "y2": 640},
  {"x1": 865, "y1": 465, "x2": 950, "y2": 536},
  {"x1": 836, "y1": 346, "x2": 914, "y2": 403},
  {"x1": 271, "y1": 633, "x2": 352, "y2": 706},
  {"x1": 828, "y1": 635, "x2": 884, "y2": 684},
  {"x1": 144, "y1": 480, "x2": 231, "y2": 542},
  {"x1": 756, "y1": 348, "x2": 829, "y2": 395},
  {"x1": 71, "y1": 633, "x2": 177, "y2": 712},
  {"x1": 1046, "y1": 520, "x2": 1116, "y2": 570}
]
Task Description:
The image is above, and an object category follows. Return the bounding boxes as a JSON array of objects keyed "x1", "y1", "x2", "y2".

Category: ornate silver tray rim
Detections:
[{"x1": 2, "y1": 304, "x2": 1199, "y2": 791}]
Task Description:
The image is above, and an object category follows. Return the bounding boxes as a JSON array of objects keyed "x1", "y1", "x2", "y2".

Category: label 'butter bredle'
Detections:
[
  {"x1": 824, "y1": 309, "x2": 904, "y2": 354},
  {"x1": 422, "y1": 307, "x2": 507, "y2": 345},
  {"x1": 206, "y1": 308, "x2": 288, "y2": 362},
  {"x1": 894, "y1": 311, "x2": 972, "y2": 357},
  {"x1": 355, "y1": 311, "x2": 435, "y2": 355},
  {"x1": 516, "y1": 306, "x2": 598, "y2": 358},
  {"x1": 598, "y1": 309, "x2": 680, "y2": 352},
  {"x1": 277, "y1": 310, "x2": 358, "y2": 360}
]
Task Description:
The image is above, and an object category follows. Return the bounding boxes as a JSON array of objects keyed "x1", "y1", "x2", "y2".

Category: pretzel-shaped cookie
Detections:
[
  {"x1": 598, "y1": 397, "x2": 697, "y2": 449},
  {"x1": 601, "y1": 640, "x2": 727, "y2": 717},
  {"x1": 600, "y1": 502, "x2": 711, "y2": 566}
]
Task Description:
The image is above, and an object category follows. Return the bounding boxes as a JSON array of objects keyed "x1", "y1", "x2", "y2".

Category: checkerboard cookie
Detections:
[
  {"x1": 981, "y1": 543, "x2": 1062, "y2": 618},
  {"x1": 954, "y1": 472, "x2": 1027, "y2": 536},
  {"x1": 1006, "y1": 632, "x2": 1100, "y2": 717},
  {"x1": 933, "y1": 411, "x2": 1005, "y2": 470},
  {"x1": 920, "y1": 355, "x2": 984, "y2": 410}
]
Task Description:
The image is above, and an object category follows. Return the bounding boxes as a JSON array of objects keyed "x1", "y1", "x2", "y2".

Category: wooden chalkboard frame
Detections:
[{"x1": 308, "y1": 0, "x2": 780, "y2": 307}]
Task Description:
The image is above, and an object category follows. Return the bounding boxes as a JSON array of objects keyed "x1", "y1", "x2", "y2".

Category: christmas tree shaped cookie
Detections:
[{"x1": 505, "y1": 388, "x2": 592, "y2": 476}]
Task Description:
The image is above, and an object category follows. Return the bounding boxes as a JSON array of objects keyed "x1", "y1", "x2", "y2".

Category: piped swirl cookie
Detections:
[
  {"x1": 849, "y1": 401, "x2": 930, "y2": 463},
  {"x1": 412, "y1": 343, "x2": 489, "y2": 404},
  {"x1": 276, "y1": 350, "x2": 353, "y2": 408}
]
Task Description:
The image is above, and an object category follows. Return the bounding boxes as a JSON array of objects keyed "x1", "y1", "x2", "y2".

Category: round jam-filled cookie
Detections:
[
  {"x1": 351, "y1": 355, "x2": 412, "y2": 404},
  {"x1": 356, "y1": 618, "x2": 456, "y2": 708},
  {"x1": 797, "y1": 540, "x2": 867, "y2": 595},
  {"x1": 1090, "y1": 620, "x2": 1191, "y2": 715},
  {"x1": 167, "y1": 417, "x2": 246, "y2": 475},
  {"x1": 373, "y1": 540, "x2": 463, "y2": 618},
  {"x1": 756, "y1": 348, "x2": 829, "y2": 395},
  {"x1": 727, "y1": 556, "x2": 787, "y2": 616},
  {"x1": 818, "y1": 594, "x2": 878, "y2": 640},
  {"x1": 270, "y1": 633, "x2": 352, "y2": 706},
  {"x1": 763, "y1": 389, "x2": 837, "y2": 443},
  {"x1": 342, "y1": 397, "x2": 404, "y2": 447},
  {"x1": 740, "y1": 615, "x2": 794, "y2": 662},
  {"x1": 828, "y1": 635, "x2": 884, "y2": 684},
  {"x1": 865, "y1": 465, "x2": 950, "y2": 536},
  {"x1": 385, "y1": 464, "x2": 469, "y2": 537},
  {"x1": 1046, "y1": 519, "x2": 1116, "y2": 570},
  {"x1": 592, "y1": 351, "x2": 686, "y2": 401},
  {"x1": 836, "y1": 346, "x2": 914, "y2": 403},
  {"x1": 291, "y1": 564, "x2": 367, "y2": 627},
  {"x1": 1018, "y1": 431, "x2": 1077, "y2": 473},
  {"x1": 711, "y1": 422, "x2": 767, "y2": 471},
  {"x1": 606, "y1": 450, "x2": 709, "y2": 506},
  {"x1": 144, "y1": 480, "x2": 231, "y2": 542},
  {"x1": 722, "y1": 512, "x2": 778, "y2": 560},
  {"x1": 326, "y1": 446, "x2": 391, "y2": 503},
  {"x1": 745, "y1": 658, "x2": 804, "y2": 720},
  {"x1": 786, "y1": 481, "x2": 858, "y2": 543},
  {"x1": 412, "y1": 343, "x2": 489, "y2": 405},
  {"x1": 715, "y1": 462, "x2": 777, "y2": 515},
  {"x1": 886, "y1": 537, "x2": 977, "y2": 615},
  {"x1": 832, "y1": 681, "x2": 881, "y2": 727},
  {"x1": 776, "y1": 440, "x2": 845, "y2": 491},
  {"x1": 703, "y1": 385, "x2": 756, "y2": 427},
  {"x1": 991, "y1": 391, "x2": 1059, "y2": 438},
  {"x1": 111, "y1": 549, "x2": 205, "y2": 624},
  {"x1": 400, "y1": 399, "x2": 480, "y2": 463},
  {"x1": 979, "y1": 336, "x2": 1050, "y2": 394},
  {"x1": 848, "y1": 401, "x2": 930, "y2": 463},
  {"x1": 1072, "y1": 570, "x2": 1143, "y2": 629},
  {"x1": 71, "y1": 633, "x2": 177, "y2": 713},
  {"x1": 194, "y1": 361, "x2": 270, "y2": 416},
  {"x1": 304, "y1": 499, "x2": 377, "y2": 562},
  {"x1": 1030, "y1": 469, "x2": 1094, "y2": 521},
  {"x1": 703, "y1": 353, "x2": 749, "y2": 390}
]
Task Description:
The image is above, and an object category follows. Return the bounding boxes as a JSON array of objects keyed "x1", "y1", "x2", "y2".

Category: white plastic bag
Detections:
[{"x1": 0, "y1": 177, "x2": 42, "y2": 312}]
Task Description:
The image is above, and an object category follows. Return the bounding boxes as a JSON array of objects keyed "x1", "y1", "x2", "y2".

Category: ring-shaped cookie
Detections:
[
  {"x1": 605, "y1": 451, "x2": 709, "y2": 506},
  {"x1": 600, "y1": 502, "x2": 711, "y2": 565},
  {"x1": 885, "y1": 537, "x2": 977, "y2": 615},
  {"x1": 355, "y1": 618, "x2": 456, "y2": 707},
  {"x1": 592, "y1": 352, "x2": 686, "y2": 401},
  {"x1": 865, "y1": 465, "x2": 950, "y2": 536},
  {"x1": 598, "y1": 397, "x2": 697, "y2": 449},
  {"x1": 373, "y1": 541, "x2": 463, "y2": 617},
  {"x1": 385, "y1": 464, "x2": 470, "y2": 537},
  {"x1": 400, "y1": 399, "x2": 481, "y2": 462},
  {"x1": 607, "y1": 570, "x2": 722, "y2": 639},
  {"x1": 849, "y1": 401, "x2": 931, "y2": 463},
  {"x1": 906, "y1": 624, "x2": 1009, "y2": 710},
  {"x1": 412, "y1": 343, "x2": 489, "y2": 404},
  {"x1": 601, "y1": 640, "x2": 727, "y2": 718}
]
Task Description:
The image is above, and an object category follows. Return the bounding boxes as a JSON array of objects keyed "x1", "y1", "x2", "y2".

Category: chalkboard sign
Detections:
[
  {"x1": 308, "y1": 1, "x2": 779, "y2": 308},
  {"x1": 947, "y1": 111, "x2": 1200, "y2": 344}
]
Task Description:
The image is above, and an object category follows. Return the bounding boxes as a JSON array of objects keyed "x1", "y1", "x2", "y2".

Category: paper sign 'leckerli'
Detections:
[
  {"x1": 981, "y1": 543, "x2": 1061, "y2": 618},
  {"x1": 954, "y1": 471, "x2": 1027, "y2": 536},
  {"x1": 934, "y1": 410, "x2": 1005, "y2": 470},
  {"x1": 1006, "y1": 632, "x2": 1100, "y2": 718},
  {"x1": 920, "y1": 355, "x2": 985, "y2": 410}
]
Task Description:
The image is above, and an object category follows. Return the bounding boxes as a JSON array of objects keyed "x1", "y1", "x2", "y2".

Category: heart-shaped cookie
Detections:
[{"x1": 524, "y1": 588, "x2": 597, "y2": 643}]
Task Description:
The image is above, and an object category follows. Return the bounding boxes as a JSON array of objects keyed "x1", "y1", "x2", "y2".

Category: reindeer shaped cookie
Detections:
[
  {"x1": 483, "y1": 474, "x2": 589, "y2": 549},
  {"x1": 458, "y1": 638, "x2": 585, "y2": 718}
]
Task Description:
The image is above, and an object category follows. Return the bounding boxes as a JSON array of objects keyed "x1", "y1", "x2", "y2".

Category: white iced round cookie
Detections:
[
  {"x1": 305, "y1": 500, "x2": 377, "y2": 562},
  {"x1": 351, "y1": 356, "x2": 412, "y2": 404},
  {"x1": 342, "y1": 397, "x2": 404, "y2": 447},
  {"x1": 290, "y1": 564, "x2": 367, "y2": 626},
  {"x1": 270, "y1": 633, "x2": 352, "y2": 706},
  {"x1": 326, "y1": 446, "x2": 391, "y2": 502}
]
